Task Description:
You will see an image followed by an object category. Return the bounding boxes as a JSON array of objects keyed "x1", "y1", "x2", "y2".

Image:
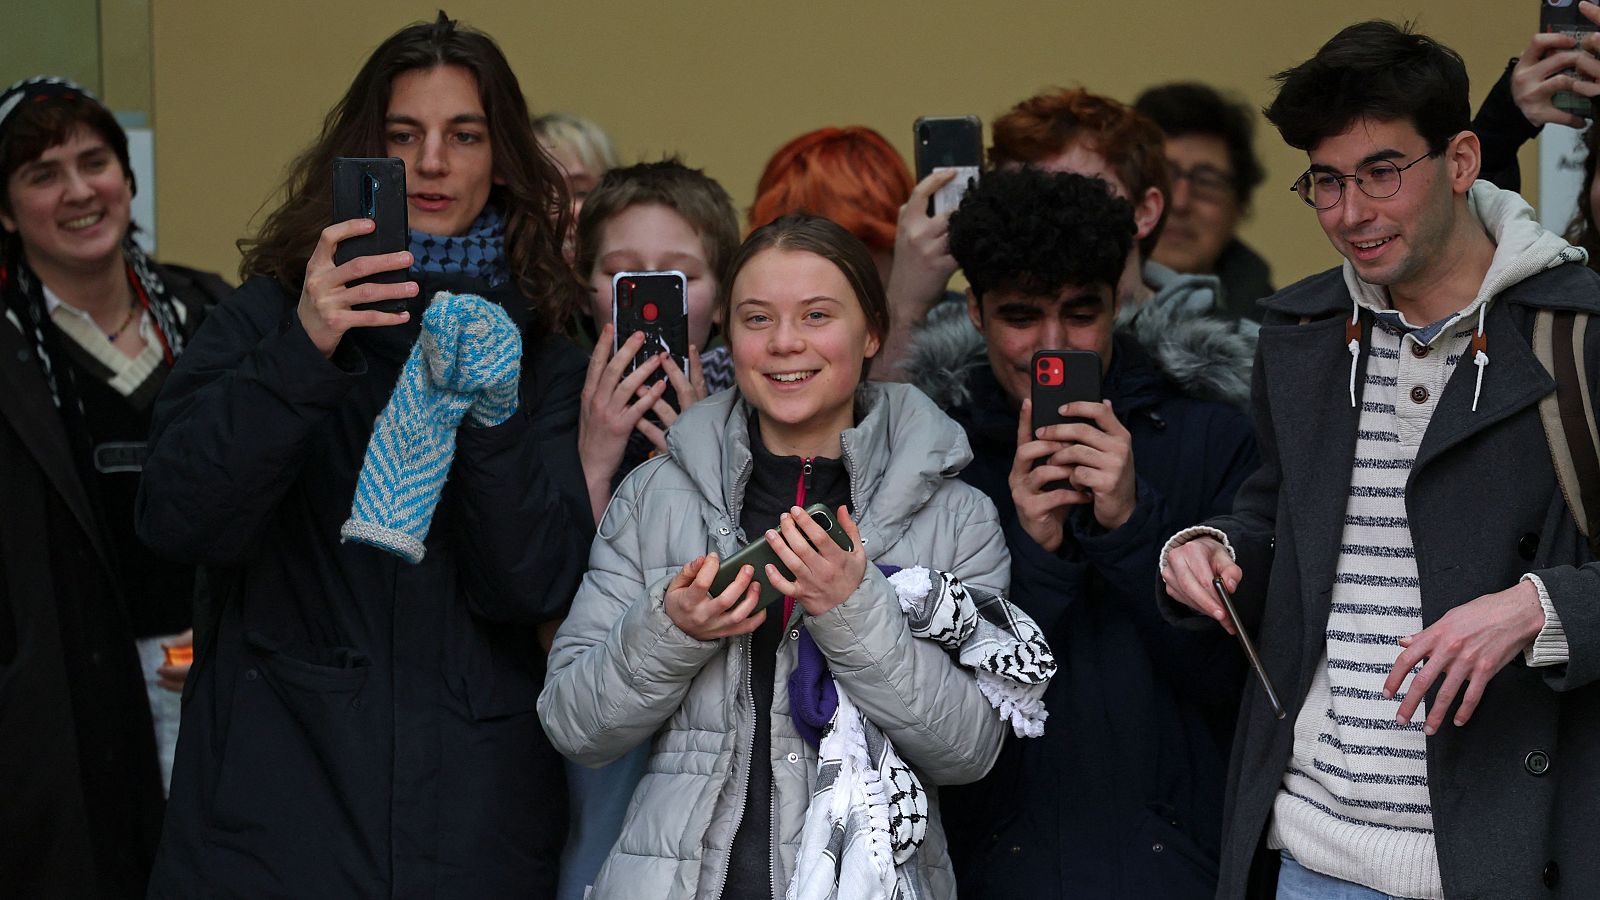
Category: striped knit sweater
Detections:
[{"x1": 1264, "y1": 321, "x2": 1473, "y2": 899}]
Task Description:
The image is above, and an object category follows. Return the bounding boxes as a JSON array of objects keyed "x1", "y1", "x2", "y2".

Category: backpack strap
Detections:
[{"x1": 1532, "y1": 308, "x2": 1600, "y2": 559}]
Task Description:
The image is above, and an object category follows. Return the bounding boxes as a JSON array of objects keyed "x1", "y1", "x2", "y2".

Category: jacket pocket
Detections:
[
  {"x1": 1118, "y1": 805, "x2": 1218, "y2": 900},
  {"x1": 204, "y1": 630, "x2": 386, "y2": 884}
]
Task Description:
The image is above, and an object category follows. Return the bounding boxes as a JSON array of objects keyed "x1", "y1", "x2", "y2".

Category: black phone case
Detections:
[
  {"x1": 1031, "y1": 350, "x2": 1102, "y2": 492},
  {"x1": 709, "y1": 504, "x2": 854, "y2": 612},
  {"x1": 332, "y1": 157, "x2": 408, "y2": 310},
  {"x1": 914, "y1": 115, "x2": 983, "y2": 217},
  {"x1": 613, "y1": 271, "x2": 690, "y2": 404}
]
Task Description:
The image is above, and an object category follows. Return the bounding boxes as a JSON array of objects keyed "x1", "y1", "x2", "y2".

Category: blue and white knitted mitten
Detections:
[{"x1": 340, "y1": 291, "x2": 522, "y2": 562}]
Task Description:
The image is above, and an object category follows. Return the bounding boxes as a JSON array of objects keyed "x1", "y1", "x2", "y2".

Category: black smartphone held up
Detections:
[
  {"x1": 1030, "y1": 349, "x2": 1102, "y2": 493},
  {"x1": 332, "y1": 157, "x2": 409, "y2": 311},
  {"x1": 913, "y1": 115, "x2": 983, "y2": 217},
  {"x1": 1212, "y1": 577, "x2": 1287, "y2": 719},
  {"x1": 613, "y1": 270, "x2": 690, "y2": 402},
  {"x1": 709, "y1": 503, "x2": 855, "y2": 613},
  {"x1": 1542, "y1": 0, "x2": 1598, "y2": 118}
]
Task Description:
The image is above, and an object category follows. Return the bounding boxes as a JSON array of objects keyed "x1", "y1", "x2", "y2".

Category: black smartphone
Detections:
[
  {"x1": 913, "y1": 115, "x2": 983, "y2": 217},
  {"x1": 1542, "y1": 0, "x2": 1598, "y2": 118},
  {"x1": 709, "y1": 503, "x2": 854, "y2": 613},
  {"x1": 1213, "y1": 577, "x2": 1286, "y2": 720},
  {"x1": 332, "y1": 157, "x2": 409, "y2": 311},
  {"x1": 1030, "y1": 350, "x2": 1102, "y2": 492},
  {"x1": 613, "y1": 270, "x2": 690, "y2": 404}
]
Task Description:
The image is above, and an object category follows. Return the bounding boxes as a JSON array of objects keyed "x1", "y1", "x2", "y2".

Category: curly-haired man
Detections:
[{"x1": 907, "y1": 167, "x2": 1260, "y2": 899}]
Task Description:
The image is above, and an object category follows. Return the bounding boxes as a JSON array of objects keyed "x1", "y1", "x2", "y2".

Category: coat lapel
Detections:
[
  {"x1": 1415, "y1": 293, "x2": 1555, "y2": 473},
  {"x1": 1260, "y1": 313, "x2": 1368, "y2": 610},
  {"x1": 0, "y1": 319, "x2": 110, "y2": 568}
]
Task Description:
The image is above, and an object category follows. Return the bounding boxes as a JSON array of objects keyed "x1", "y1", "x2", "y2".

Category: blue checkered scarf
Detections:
[{"x1": 409, "y1": 207, "x2": 508, "y2": 287}]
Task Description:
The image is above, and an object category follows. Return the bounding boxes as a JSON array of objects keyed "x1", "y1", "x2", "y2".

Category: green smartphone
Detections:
[{"x1": 709, "y1": 503, "x2": 854, "y2": 612}]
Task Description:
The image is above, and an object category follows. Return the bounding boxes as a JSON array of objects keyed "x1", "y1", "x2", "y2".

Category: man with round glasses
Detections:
[{"x1": 1160, "y1": 19, "x2": 1600, "y2": 900}]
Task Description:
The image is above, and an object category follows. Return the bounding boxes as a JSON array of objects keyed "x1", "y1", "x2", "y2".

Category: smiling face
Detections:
[
  {"x1": 729, "y1": 247, "x2": 881, "y2": 457},
  {"x1": 967, "y1": 281, "x2": 1117, "y2": 408},
  {"x1": 1308, "y1": 117, "x2": 1462, "y2": 295},
  {"x1": 1152, "y1": 133, "x2": 1243, "y2": 274},
  {"x1": 384, "y1": 65, "x2": 495, "y2": 237},
  {"x1": 587, "y1": 203, "x2": 718, "y2": 349},
  {"x1": 0, "y1": 125, "x2": 132, "y2": 277}
]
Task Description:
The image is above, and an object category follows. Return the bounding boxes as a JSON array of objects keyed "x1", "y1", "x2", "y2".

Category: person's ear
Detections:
[
  {"x1": 1444, "y1": 130, "x2": 1482, "y2": 194},
  {"x1": 864, "y1": 328, "x2": 881, "y2": 360},
  {"x1": 966, "y1": 287, "x2": 985, "y2": 333},
  {"x1": 1132, "y1": 185, "x2": 1164, "y2": 241}
]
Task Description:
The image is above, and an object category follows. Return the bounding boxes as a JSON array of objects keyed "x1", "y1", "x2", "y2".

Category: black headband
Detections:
[{"x1": 0, "y1": 76, "x2": 101, "y2": 142}]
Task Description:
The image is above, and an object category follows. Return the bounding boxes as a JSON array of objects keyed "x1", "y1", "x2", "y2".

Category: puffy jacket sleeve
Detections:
[
  {"x1": 449, "y1": 335, "x2": 592, "y2": 625},
  {"x1": 537, "y1": 462, "x2": 722, "y2": 766},
  {"x1": 805, "y1": 485, "x2": 1011, "y2": 786},
  {"x1": 136, "y1": 278, "x2": 363, "y2": 565}
]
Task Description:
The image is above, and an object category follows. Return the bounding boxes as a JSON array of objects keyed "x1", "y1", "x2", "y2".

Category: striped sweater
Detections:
[{"x1": 1264, "y1": 321, "x2": 1467, "y2": 899}]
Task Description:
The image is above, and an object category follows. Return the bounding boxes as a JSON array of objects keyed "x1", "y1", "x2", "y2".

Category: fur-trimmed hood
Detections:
[{"x1": 907, "y1": 273, "x2": 1257, "y2": 413}]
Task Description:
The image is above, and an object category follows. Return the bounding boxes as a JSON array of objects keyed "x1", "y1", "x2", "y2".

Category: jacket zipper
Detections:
[{"x1": 711, "y1": 624, "x2": 757, "y2": 900}]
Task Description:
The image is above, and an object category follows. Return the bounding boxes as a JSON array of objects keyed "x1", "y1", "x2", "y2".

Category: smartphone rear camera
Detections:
[
  {"x1": 642, "y1": 302, "x2": 659, "y2": 322},
  {"x1": 810, "y1": 511, "x2": 833, "y2": 530},
  {"x1": 1036, "y1": 357, "x2": 1065, "y2": 386}
]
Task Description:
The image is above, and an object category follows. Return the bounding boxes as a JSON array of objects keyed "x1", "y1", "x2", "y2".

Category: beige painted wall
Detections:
[{"x1": 150, "y1": 0, "x2": 1541, "y2": 287}]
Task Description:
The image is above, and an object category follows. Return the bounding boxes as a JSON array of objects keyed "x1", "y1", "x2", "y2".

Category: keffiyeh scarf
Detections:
[{"x1": 787, "y1": 566, "x2": 1056, "y2": 900}]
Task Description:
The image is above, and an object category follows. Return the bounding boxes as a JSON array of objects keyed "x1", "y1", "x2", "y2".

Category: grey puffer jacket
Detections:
[{"x1": 538, "y1": 381, "x2": 1011, "y2": 900}]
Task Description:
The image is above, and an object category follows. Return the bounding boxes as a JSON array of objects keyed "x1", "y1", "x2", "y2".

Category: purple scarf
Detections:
[{"x1": 786, "y1": 563, "x2": 901, "y2": 747}]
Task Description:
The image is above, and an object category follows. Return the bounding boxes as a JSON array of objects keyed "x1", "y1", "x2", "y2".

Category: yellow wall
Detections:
[{"x1": 150, "y1": 0, "x2": 1540, "y2": 287}]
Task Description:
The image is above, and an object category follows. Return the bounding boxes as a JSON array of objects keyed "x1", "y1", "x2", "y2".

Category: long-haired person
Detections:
[
  {"x1": 136, "y1": 15, "x2": 590, "y2": 897},
  {"x1": 0, "y1": 76, "x2": 229, "y2": 899},
  {"x1": 539, "y1": 214, "x2": 1010, "y2": 900}
]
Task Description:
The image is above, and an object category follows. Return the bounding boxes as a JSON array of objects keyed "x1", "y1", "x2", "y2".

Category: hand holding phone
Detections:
[
  {"x1": 1030, "y1": 350, "x2": 1103, "y2": 492},
  {"x1": 332, "y1": 157, "x2": 411, "y2": 311},
  {"x1": 665, "y1": 553, "x2": 766, "y2": 642},
  {"x1": 914, "y1": 116, "x2": 983, "y2": 217},
  {"x1": 711, "y1": 504, "x2": 858, "y2": 616},
  {"x1": 1539, "y1": 0, "x2": 1600, "y2": 120}
]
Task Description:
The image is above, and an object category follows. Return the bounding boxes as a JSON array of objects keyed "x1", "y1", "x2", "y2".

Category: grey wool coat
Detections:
[
  {"x1": 538, "y1": 382, "x2": 1010, "y2": 900},
  {"x1": 1164, "y1": 261, "x2": 1600, "y2": 899}
]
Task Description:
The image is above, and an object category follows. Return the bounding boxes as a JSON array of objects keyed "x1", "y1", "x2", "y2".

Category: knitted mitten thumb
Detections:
[{"x1": 416, "y1": 290, "x2": 522, "y2": 427}]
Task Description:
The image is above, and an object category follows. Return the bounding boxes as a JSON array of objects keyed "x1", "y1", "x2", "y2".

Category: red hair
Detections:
[
  {"x1": 989, "y1": 88, "x2": 1170, "y2": 256},
  {"x1": 748, "y1": 127, "x2": 913, "y2": 252}
]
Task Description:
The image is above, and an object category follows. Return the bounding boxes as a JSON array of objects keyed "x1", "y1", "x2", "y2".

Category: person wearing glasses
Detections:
[
  {"x1": 1161, "y1": 21, "x2": 1600, "y2": 900},
  {"x1": 1135, "y1": 82, "x2": 1274, "y2": 321}
]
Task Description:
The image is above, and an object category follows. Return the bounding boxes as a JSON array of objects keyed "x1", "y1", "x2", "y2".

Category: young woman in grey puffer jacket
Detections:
[{"x1": 538, "y1": 215, "x2": 1011, "y2": 900}]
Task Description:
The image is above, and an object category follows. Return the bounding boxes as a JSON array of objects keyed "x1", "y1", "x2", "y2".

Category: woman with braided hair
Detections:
[
  {"x1": 135, "y1": 13, "x2": 591, "y2": 897},
  {"x1": 0, "y1": 76, "x2": 230, "y2": 898}
]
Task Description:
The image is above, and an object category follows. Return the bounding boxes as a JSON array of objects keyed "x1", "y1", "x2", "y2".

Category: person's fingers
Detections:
[
  {"x1": 313, "y1": 218, "x2": 376, "y2": 267},
  {"x1": 1423, "y1": 664, "x2": 1470, "y2": 735},
  {"x1": 764, "y1": 562, "x2": 801, "y2": 597},
  {"x1": 691, "y1": 553, "x2": 719, "y2": 591},
  {"x1": 660, "y1": 353, "x2": 693, "y2": 406},
  {"x1": 775, "y1": 511, "x2": 817, "y2": 574},
  {"x1": 585, "y1": 324, "x2": 616, "y2": 384},
  {"x1": 335, "y1": 308, "x2": 412, "y2": 330},
  {"x1": 1452, "y1": 675, "x2": 1490, "y2": 727},
  {"x1": 1383, "y1": 638, "x2": 1424, "y2": 701},
  {"x1": 711, "y1": 563, "x2": 755, "y2": 607},
  {"x1": 603, "y1": 330, "x2": 651, "y2": 387},
  {"x1": 836, "y1": 506, "x2": 863, "y2": 554},
  {"x1": 686, "y1": 344, "x2": 708, "y2": 400},
  {"x1": 907, "y1": 168, "x2": 959, "y2": 208},
  {"x1": 671, "y1": 555, "x2": 706, "y2": 590},
  {"x1": 790, "y1": 505, "x2": 839, "y2": 559},
  {"x1": 614, "y1": 353, "x2": 665, "y2": 402},
  {"x1": 764, "y1": 524, "x2": 807, "y2": 574},
  {"x1": 1393, "y1": 655, "x2": 1438, "y2": 724},
  {"x1": 635, "y1": 412, "x2": 669, "y2": 453},
  {"x1": 1582, "y1": 0, "x2": 1600, "y2": 27},
  {"x1": 1011, "y1": 400, "x2": 1038, "y2": 478},
  {"x1": 1519, "y1": 32, "x2": 1578, "y2": 71}
]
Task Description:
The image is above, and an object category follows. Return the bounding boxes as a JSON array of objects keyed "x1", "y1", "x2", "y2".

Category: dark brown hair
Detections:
[
  {"x1": 0, "y1": 90, "x2": 132, "y2": 266},
  {"x1": 238, "y1": 12, "x2": 578, "y2": 329},
  {"x1": 1569, "y1": 123, "x2": 1600, "y2": 275},
  {"x1": 718, "y1": 213, "x2": 889, "y2": 378}
]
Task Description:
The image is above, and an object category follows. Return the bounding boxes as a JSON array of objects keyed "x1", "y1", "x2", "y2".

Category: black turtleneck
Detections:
[{"x1": 723, "y1": 418, "x2": 851, "y2": 899}]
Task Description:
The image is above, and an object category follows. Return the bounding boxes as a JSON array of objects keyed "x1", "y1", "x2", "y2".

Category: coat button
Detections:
[
  {"x1": 788, "y1": 629, "x2": 801, "y2": 641},
  {"x1": 245, "y1": 668, "x2": 259, "y2": 681},
  {"x1": 1009, "y1": 845, "x2": 1022, "y2": 856},
  {"x1": 719, "y1": 527, "x2": 730, "y2": 536},
  {"x1": 351, "y1": 697, "x2": 363, "y2": 710},
  {"x1": 786, "y1": 752, "x2": 799, "y2": 763},
  {"x1": 1152, "y1": 842, "x2": 1164, "y2": 853},
  {"x1": 1544, "y1": 860, "x2": 1560, "y2": 888},
  {"x1": 1525, "y1": 750, "x2": 1551, "y2": 776},
  {"x1": 1410, "y1": 385, "x2": 1429, "y2": 404},
  {"x1": 1518, "y1": 533, "x2": 1540, "y2": 561},
  {"x1": 1411, "y1": 342, "x2": 1429, "y2": 359}
]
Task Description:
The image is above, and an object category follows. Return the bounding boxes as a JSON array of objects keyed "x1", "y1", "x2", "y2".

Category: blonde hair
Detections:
[{"x1": 533, "y1": 112, "x2": 619, "y2": 174}]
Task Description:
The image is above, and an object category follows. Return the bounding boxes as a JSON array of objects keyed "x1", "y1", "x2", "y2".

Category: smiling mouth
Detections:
[
  {"x1": 61, "y1": 211, "x2": 105, "y2": 231},
  {"x1": 767, "y1": 370, "x2": 817, "y2": 384},
  {"x1": 1351, "y1": 236, "x2": 1395, "y2": 250}
]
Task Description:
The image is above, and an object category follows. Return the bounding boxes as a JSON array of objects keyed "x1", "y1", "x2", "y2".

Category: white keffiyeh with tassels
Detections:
[{"x1": 787, "y1": 567, "x2": 1055, "y2": 900}]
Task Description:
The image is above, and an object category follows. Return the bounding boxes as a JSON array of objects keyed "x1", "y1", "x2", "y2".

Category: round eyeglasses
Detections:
[{"x1": 1290, "y1": 149, "x2": 1440, "y2": 210}]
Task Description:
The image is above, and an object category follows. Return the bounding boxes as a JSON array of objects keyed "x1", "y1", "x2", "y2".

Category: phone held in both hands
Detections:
[
  {"x1": 612, "y1": 270, "x2": 690, "y2": 403},
  {"x1": 710, "y1": 503, "x2": 855, "y2": 613},
  {"x1": 331, "y1": 156, "x2": 409, "y2": 311},
  {"x1": 1542, "y1": 0, "x2": 1598, "y2": 118},
  {"x1": 913, "y1": 115, "x2": 983, "y2": 217},
  {"x1": 1030, "y1": 349, "x2": 1103, "y2": 492}
]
